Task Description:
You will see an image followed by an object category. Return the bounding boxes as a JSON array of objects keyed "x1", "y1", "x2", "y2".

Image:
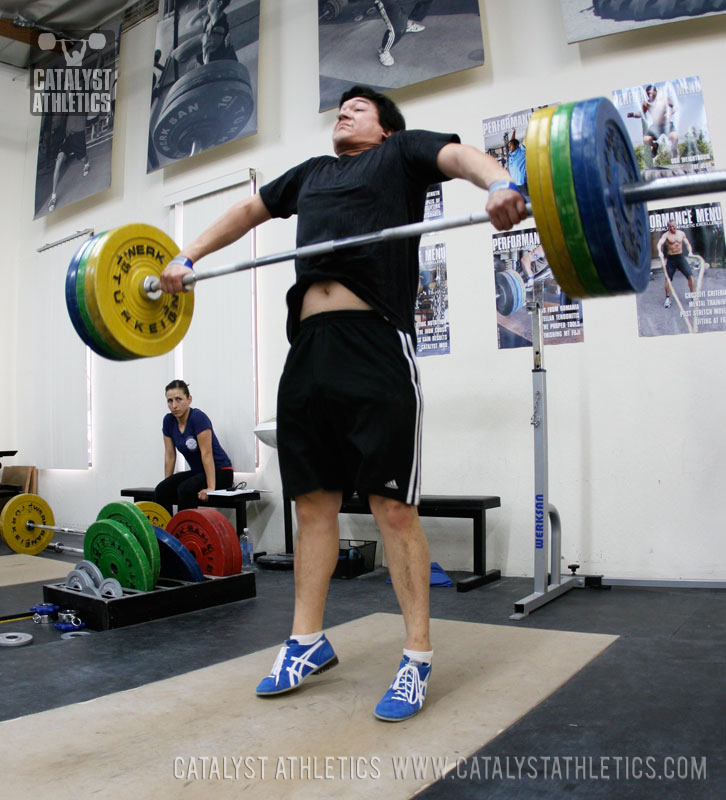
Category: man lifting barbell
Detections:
[{"x1": 159, "y1": 84, "x2": 526, "y2": 722}]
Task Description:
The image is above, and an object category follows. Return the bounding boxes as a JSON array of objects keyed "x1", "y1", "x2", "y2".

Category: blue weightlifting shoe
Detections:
[
  {"x1": 374, "y1": 655, "x2": 432, "y2": 721},
  {"x1": 256, "y1": 635, "x2": 339, "y2": 696}
]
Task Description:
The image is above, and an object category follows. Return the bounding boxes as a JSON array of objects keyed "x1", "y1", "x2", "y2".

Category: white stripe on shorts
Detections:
[{"x1": 397, "y1": 330, "x2": 423, "y2": 505}]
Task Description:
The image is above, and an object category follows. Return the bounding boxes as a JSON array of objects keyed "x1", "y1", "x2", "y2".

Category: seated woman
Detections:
[{"x1": 154, "y1": 379, "x2": 234, "y2": 515}]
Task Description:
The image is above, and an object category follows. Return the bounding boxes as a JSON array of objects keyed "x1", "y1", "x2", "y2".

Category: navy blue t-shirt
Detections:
[
  {"x1": 258, "y1": 129, "x2": 459, "y2": 343},
  {"x1": 162, "y1": 408, "x2": 232, "y2": 472}
]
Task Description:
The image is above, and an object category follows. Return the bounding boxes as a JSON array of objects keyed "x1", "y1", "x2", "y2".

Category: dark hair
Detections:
[
  {"x1": 509, "y1": 138, "x2": 520, "y2": 147},
  {"x1": 338, "y1": 85, "x2": 405, "y2": 133},
  {"x1": 165, "y1": 379, "x2": 190, "y2": 397}
]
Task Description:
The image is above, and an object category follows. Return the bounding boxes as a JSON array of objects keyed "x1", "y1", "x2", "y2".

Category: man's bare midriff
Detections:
[{"x1": 300, "y1": 280, "x2": 373, "y2": 319}]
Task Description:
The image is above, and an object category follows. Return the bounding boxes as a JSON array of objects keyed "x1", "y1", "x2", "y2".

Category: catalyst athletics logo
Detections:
[{"x1": 31, "y1": 30, "x2": 115, "y2": 116}]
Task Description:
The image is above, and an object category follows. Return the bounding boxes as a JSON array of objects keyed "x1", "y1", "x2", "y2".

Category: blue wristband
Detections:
[
  {"x1": 488, "y1": 180, "x2": 522, "y2": 196},
  {"x1": 170, "y1": 255, "x2": 194, "y2": 270}
]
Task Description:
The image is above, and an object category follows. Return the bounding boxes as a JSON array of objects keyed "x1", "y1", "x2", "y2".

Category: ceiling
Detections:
[{"x1": 0, "y1": 0, "x2": 154, "y2": 68}]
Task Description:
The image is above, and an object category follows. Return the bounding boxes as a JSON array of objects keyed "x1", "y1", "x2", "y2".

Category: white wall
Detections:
[{"x1": 2, "y1": 1, "x2": 725, "y2": 581}]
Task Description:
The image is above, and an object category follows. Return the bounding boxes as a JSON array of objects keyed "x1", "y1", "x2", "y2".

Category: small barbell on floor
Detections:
[
  {"x1": 0, "y1": 493, "x2": 161, "y2": 591},
  {"x1": 64, "y1": 97, "x2": 726, "y2": 360}
]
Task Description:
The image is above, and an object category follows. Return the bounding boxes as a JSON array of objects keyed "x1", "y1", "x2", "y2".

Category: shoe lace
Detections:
[
  {"x1": 390, "y1": 662, "x2": 425, "y2": 706},
  {"x1": 269, "y1": 645, "x2": 288, "y2": 681}
]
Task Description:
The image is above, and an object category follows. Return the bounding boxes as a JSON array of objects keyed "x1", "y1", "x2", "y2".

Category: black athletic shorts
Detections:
[
  {"x1": 665, "y1": 253, "x2": 693, "y2": 281},
  {"x1": 60, "y1": 130, "x2": 87, "y2": 160},
  {"x1": 277, "y1": 310, "x2": 423, "y2": 505}
]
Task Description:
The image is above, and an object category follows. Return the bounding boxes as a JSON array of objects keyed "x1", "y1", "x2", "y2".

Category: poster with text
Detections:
[
  {"x1": 415, "y1": 240, "x2": 449, "y2": 356},
  {"x1": 147, "y1": 0, "x2": 259, "y2": 172},
  {"x1": 612, "y1": 76, "x2": 714, "y2": 179},
  {"x1": 482, "y1": 103, "x2": 556, "y2": 201},
  {"x1": 492, "y1": 226, "x2": 584, "y2": 350},
  {"x1": 318, "y1": 0, "x2": 485, "y2": 112},
  {"x1": 33, "y1": 21, "x2": 121, "y2": 219},
  {"x1": 415, "y1": 183, "x2": 448, "y2": 356},
  {"x1": 636, "y1": 202, "x2": 725, "y2": 338},
  {"x1": 560, "y1": 0, "x2": 726, "y2": 44}
]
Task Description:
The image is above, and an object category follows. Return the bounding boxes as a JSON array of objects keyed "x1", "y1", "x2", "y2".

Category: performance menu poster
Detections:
[
  {"x1": 492, "y1": 225, "x2": 584, "y2": 350},
  {"x1": 415, "y1": 184, "x2": 450, "y2": 357},
  {"x1": 636, "y1": 202, "x2": 726, "y2": 338}
]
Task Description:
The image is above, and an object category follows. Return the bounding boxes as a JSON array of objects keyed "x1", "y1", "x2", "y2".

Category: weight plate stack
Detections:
[
  {"x1": 83, "y1": 224, "x2": 194, "y2": 359},
  {"x1": 153, "y1": 525, "x2": 205, "y2": 582},
  {"x1": 166, "y1": 509, "x2": 235, "y2": 576},
  {"x1": 83, "y1": 518, "x2": 154, "y2": 592},
  {"x1": 65, "y1": 233, "x2": 130, "y2": 360},
  {"x1": 96, "y1": 502, "x2": 161, "y2": 587},
  {"x1": 526, "y1": 105, "x2": 587, "y2": 299},
  {"x1": 549, "y1": 101, "x2": 609, "y2": 297},
  {"x1": 196, "y1": 508, "x2": 242, "y2": 574},
  {"x1": 570, "y1": 97, "x2": 650, "y2": 294},
  {"x1": 135, "y1": 501, "x2": 172, "y2": 530}
]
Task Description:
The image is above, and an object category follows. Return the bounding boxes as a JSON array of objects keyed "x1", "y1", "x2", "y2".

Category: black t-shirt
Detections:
[{"x1": 258, "y1": 129, "x2": 459, "y2": 343}]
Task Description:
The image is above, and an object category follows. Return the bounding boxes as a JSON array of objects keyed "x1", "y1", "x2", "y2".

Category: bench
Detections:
[
  {"x1": 120, "y1": 487, "x2": 261, "y2": 537},
  {"x1": 283, "y1": 494, "x2": 501, "y2": 593}
]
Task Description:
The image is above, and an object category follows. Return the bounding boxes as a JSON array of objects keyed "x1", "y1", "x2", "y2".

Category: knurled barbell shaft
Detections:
[
  {"x1": 143, "y1": 170, "x2": 726, "y2": 298},
  {"x1": 26, "y1": 522, "x2": 86, "y2": 535}
]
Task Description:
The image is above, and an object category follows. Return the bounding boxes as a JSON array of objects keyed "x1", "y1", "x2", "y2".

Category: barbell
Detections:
[
  {"x1": 65, "y1": 96, "x2": 726, "y2": 359},
  {"x1": 0, "y1": 493, "x2": 243, "y2": 586}
]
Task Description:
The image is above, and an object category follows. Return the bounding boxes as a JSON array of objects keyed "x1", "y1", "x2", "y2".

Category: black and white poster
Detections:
[
  {"x1": 147, "y1": 0, "x2": 259, "y2": 172},
  {"x1": 612, "y1": 76, "x2": 715, "y2": 179},
  {"x1": 560, "y1": 0, "x2": 726, "y2": 44},
  {"x1": 636, "y1": 203, "x2": 726, "y2": 337},
  {"x1": 492, "y1": 226, "x2": 585, "y2": 350},
  {"x1": 318, "y1": 0, "x2": 485, "y2": 112},
  {"x1": 33, "y1": 21, "x2": 121, "y2": 219}
]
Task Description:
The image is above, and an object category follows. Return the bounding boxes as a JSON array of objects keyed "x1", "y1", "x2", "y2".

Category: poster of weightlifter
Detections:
[
  {"x1": 491, "y1": 225, "x2": 585, "y2": 351},
  {"x1": 33, "y1": 21, "x2": 121, "y2": 219},
  {"x1": 147, "y1": 0, "x2": 260, "y2": 172},
  {"x1": 612, "y1": 75, "x2": 715, "y2": 179},
  {"x1": 317, "y1": 0, "x2": 486, "y2": 113},
  {"x1": 635, "y1": 202, "x2": 726, "y2": 338}
]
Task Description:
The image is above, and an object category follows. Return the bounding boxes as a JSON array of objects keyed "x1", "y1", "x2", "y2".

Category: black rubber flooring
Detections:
[{"x1": 1, "y1": 552, "x2": 724, "y2": 798}]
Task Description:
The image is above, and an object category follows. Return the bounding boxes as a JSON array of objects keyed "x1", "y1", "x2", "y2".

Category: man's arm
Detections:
[
  {"x1": 681, "y1": 231, "x2": 694, "y2": 256},
  {"x1": 159, "y1": 193, "x2": 271, "y2": 294},
  {"x1": 436, "y1": 142, "x2": 527, "y2": 231},
  {"x1": 657, "y1": 232, "x2": 668, "y2": 265}
]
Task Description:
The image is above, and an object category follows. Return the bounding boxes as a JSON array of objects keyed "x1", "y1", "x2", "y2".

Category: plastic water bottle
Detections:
[{"x1": 240, "y1": 528, "x2": 254, "y2": 569}]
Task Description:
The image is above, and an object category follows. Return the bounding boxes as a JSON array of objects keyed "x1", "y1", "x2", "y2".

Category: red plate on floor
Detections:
[
  {"x1": 195, "y1": 508, "x2": 242, "y2": 574},
  {"x1": 166, "y1": 509, "x2": 233, "y2": 576}
]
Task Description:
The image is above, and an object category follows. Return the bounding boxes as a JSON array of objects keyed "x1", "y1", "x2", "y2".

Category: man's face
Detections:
[
  {"x1": 333, "y1": 96, "x2": 390, "y2": 155},
  {"x1": 647, "y1": 86, "x2": 657, "y2": 102},
  {"x1": 667, "y1": 220, "x2": 676, "y2": 233}
]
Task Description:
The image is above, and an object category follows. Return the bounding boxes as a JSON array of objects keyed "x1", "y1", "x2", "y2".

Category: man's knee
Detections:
[
  {"x1": 294, "y1": 489, "x2": 342, "y2": 529},
  {"x1": 369, "y1": 495, "x2": 418, "y2": 532}
]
